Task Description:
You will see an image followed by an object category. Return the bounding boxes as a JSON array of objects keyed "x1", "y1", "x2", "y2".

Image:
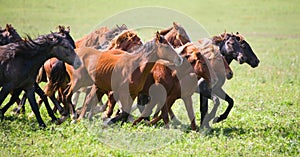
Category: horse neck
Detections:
[{"x1": 217, "y1": 40, "x2": 233, "y2": 65}]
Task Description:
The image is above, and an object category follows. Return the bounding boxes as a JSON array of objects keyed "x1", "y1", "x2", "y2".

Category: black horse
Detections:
[
  {"x1": 0, "y1": 30, "x2": 81, "y2": 127},
  {"x1": 198, "y1": 32, "x2": 260, "y2": 128}
]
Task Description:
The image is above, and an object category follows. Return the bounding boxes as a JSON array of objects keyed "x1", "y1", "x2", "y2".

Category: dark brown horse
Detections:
[
  {"x1": 0, "y1": 31, "x2": 81, "y2": 127},
  {"x1": 0, "y1": 24, "x2": 22, "y2": 45},
  {"x1": 0, "y1": 24, "x2": 64, "y2": 120},
  {"x1": 198, "y1": 32, "x2": 260, "y2": 127},
  {"x1": 73, "y1": 32, "x2": 183, "y2": 125}
]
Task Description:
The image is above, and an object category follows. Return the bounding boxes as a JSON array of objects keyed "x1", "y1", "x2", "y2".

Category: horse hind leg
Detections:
[
  {"x1": 0, "y1": 89, "x2": 22, "y2": 119},
  {"x1": 25, "y1": 88, "x2": 46, "y2": 128}
]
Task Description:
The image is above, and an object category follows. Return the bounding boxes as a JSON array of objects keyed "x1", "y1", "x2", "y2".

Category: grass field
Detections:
[{"x1": 0, "y1": 0, "x2": 299, "y2": 156}]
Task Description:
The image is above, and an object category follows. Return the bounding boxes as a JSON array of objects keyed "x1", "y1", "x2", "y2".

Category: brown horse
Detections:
[
  {"x1": 35, "y1": 29, "x2": 143, "y2": 117},
  {"x1": 132, "y1": 43, "x2": 217, "y2": 130},
  {"x1": 0, "y1": 31, "x2": 81, "y2": 127},
  {"x1": 50, "y1": 29, "x2": 143, "y2": 123},
  {"x1": 74, "y1": 32, "x2": 183, "y2": 125}
]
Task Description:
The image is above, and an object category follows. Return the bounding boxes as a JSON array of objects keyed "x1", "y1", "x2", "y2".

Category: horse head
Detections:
[
  {"x1": 235, "y1": 32, "x2": 260, "y2": 68},
  {"x1": 49, "y1": 32, "x2": 81, "y2": 69},
  {"x1": 154, "y1": 32, "x2": 183, "y2": 66},
  {"x1": 160, "y1": 22, "x2": 191, "y2": 48},
  {"x1": 216, "y1": 32, "x2": 246, "y2": 64}
]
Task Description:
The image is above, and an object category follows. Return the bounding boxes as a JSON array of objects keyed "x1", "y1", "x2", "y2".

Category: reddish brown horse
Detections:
[
  {"x1": 73, "y1": 32, "x2": 183, "y2": 125},
  {"x1": 29, "y1": 29, "x2": 143, "y2": 122},
  {"x1": 132, "y1": 43, "x2": 217, "y2": 130}
]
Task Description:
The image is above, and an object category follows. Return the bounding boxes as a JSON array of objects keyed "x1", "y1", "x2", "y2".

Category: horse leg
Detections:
[
  {"x1": 34, "y1": 83, "x2": 57, "y2": 123},
  {"x1": 25, "y1": 87, "x2": 46, "y2": 128},
  {"x1": 12, "y1": 94, "x2": 26, "y2": 114},
  {"x1": 0, "y1": 85, "x2": 11, "y2": 106},
  {"x1": 182, "y1": 96, "x2": 197, "y2": 131},
  {"x1": 213, "y1": 88, "x2": 234, "y2": 123},
  {"x1": 106, "y1": 92, "x2": 117, "y2": 118},
  {"x1": 77, "y1": 85, "x2": 96, "y2": 121},
  {"x1": 0, "y1": 89, "x2": 22, "y2": 118}
]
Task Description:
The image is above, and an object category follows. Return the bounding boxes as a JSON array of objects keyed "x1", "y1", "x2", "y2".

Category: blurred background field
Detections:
[{"x1": 0, "y1": 0, "x2": 299, "y2": 156}]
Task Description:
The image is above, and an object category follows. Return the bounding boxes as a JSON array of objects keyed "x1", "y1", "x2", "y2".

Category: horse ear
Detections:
[
  {"x1": 66, "y1": 26, "x2": 70, "y2": 33},
  {"x1": 156, "y1": 31, "x2": 160, "y2": 42},
  {"x1": 173, "y1": 22, "x2": 179, "y2": 29}
]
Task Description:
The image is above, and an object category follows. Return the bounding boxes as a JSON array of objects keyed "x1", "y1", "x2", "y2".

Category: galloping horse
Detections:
[
  {"x1": 74, "y1": 32, "x2": 183, "y2": 125},
  {"x1": 198, "y1": 32, "x2": 260, "y2": 127},
  {"x1": 0, "y1": 31, "x2": 81, "y2": 127},
  {"x1": 51, "y1": 29, "x2": 143, "y2": 123},
  {"x1": 133, "y1": 43, "x2": 217, "y2": 130},
  {"x1": 0, "y1": 24, "x2": 64, "y2": 119}
]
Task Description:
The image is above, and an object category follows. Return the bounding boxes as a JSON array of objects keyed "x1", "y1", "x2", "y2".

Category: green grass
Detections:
[{"x1": 0, "y1": 0, "x2": 300, "y2": 156}]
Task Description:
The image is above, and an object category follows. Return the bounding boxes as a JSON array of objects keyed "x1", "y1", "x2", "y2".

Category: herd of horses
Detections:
[{"x1": 0, "y1": 23, "x2": 259, "y2": 130}]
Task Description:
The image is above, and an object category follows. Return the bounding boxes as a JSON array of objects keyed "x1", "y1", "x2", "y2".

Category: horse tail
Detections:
[
  {"x1": 48, "y1": 60, "x2": 68, "y2": 92},
  {"x1": 36, "y1": 65, "x2": 47, "y2": 83}
]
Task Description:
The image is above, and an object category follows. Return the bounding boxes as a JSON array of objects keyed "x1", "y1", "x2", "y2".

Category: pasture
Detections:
[{"x1": 0, "y1": 0, "x2": 299, "y2": 156}]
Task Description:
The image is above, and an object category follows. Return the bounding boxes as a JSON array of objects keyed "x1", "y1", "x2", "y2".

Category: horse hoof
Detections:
[
  {"x1": 212, "y1": 117, "x2": 219, "y2": 123},
  {"x1": 103, "y1": 118, "x2": 114, "y2": 126},
  {"x1": 39, "y1": 123, "x2": 47, "y2": 129},
  {"x1": 171, "y1": 117, "x2": 182, "y2": 125},
  {"x1": 0, "y1": 110, "x2": 4, "y2": 120},
  {"x1": 71, "y1": 119, "x2": 77, "y2": 124}
]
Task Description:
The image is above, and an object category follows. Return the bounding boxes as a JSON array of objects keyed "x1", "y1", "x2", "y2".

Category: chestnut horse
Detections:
[
  {"x1": 54, "y1": 29, "x2": 143, "y2": 123},
  {"x1": 73, "y1": 32, "x2": 183, "y2": 125},
  {"x1": 24, "y1": 28, "x2": 143, "y2": 121},
  {"x1": 0, "y1": 31, "x2": 81, "y2": 127},
  {"x1": 132, "y1": 43, "x2": 217, "y2": 130}
]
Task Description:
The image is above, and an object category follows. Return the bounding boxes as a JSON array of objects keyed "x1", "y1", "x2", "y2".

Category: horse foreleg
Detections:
[
  {"x1": 25, "y1": 87, "x2": 46, "y2": 128},
  {"x1": 77, "y1": 85, "x2": 95, "y2": 121},
  {"x1": 0, "y1": 85, "x2": 11, "y2": 106},
  {"x1": 182, "y1": 96, "x2": 196, "y2": 131},
  {"x1": 213, "y1": 89, "x2": 234, "y2": 123},
  {"x1": 12, "y1": 94, "x2": 26, "y2": 114},
  {"x1": 106, "y1": 92, "x2": 117, "y2": 118}
]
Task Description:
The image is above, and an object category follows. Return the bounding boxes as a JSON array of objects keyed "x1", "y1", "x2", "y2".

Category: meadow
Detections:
[{"x1": 0, "y1": 0, "x2": 299, "y2": 156}]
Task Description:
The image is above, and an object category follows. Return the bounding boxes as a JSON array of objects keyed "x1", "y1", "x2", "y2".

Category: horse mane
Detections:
[
  {"x1": 159, "y1": 26, "x2": 173, "y2": 36},
  {"x1": 107, "y1": 29, "x2": 137, "y2": 49},
  {"x1": 13, "y1": 33, "x2": 63, "y2": 58},
  {"x1": 130, "y1": 37, "x2": 155, "y2": 57},
  {"x1": 198, "y1": 38, "x2": 222, "y2": 60}
]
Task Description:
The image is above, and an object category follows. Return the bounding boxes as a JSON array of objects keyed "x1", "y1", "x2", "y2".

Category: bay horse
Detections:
[
  {"x1": 74, "y1": 32, "x2": 183, "y2": 125},
  {"x1": 132, "y1": 43, "x2": 217, "y2": 130},
  {"x1": 0, "y1": 31, "x2": 81, "y2": 127}
]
